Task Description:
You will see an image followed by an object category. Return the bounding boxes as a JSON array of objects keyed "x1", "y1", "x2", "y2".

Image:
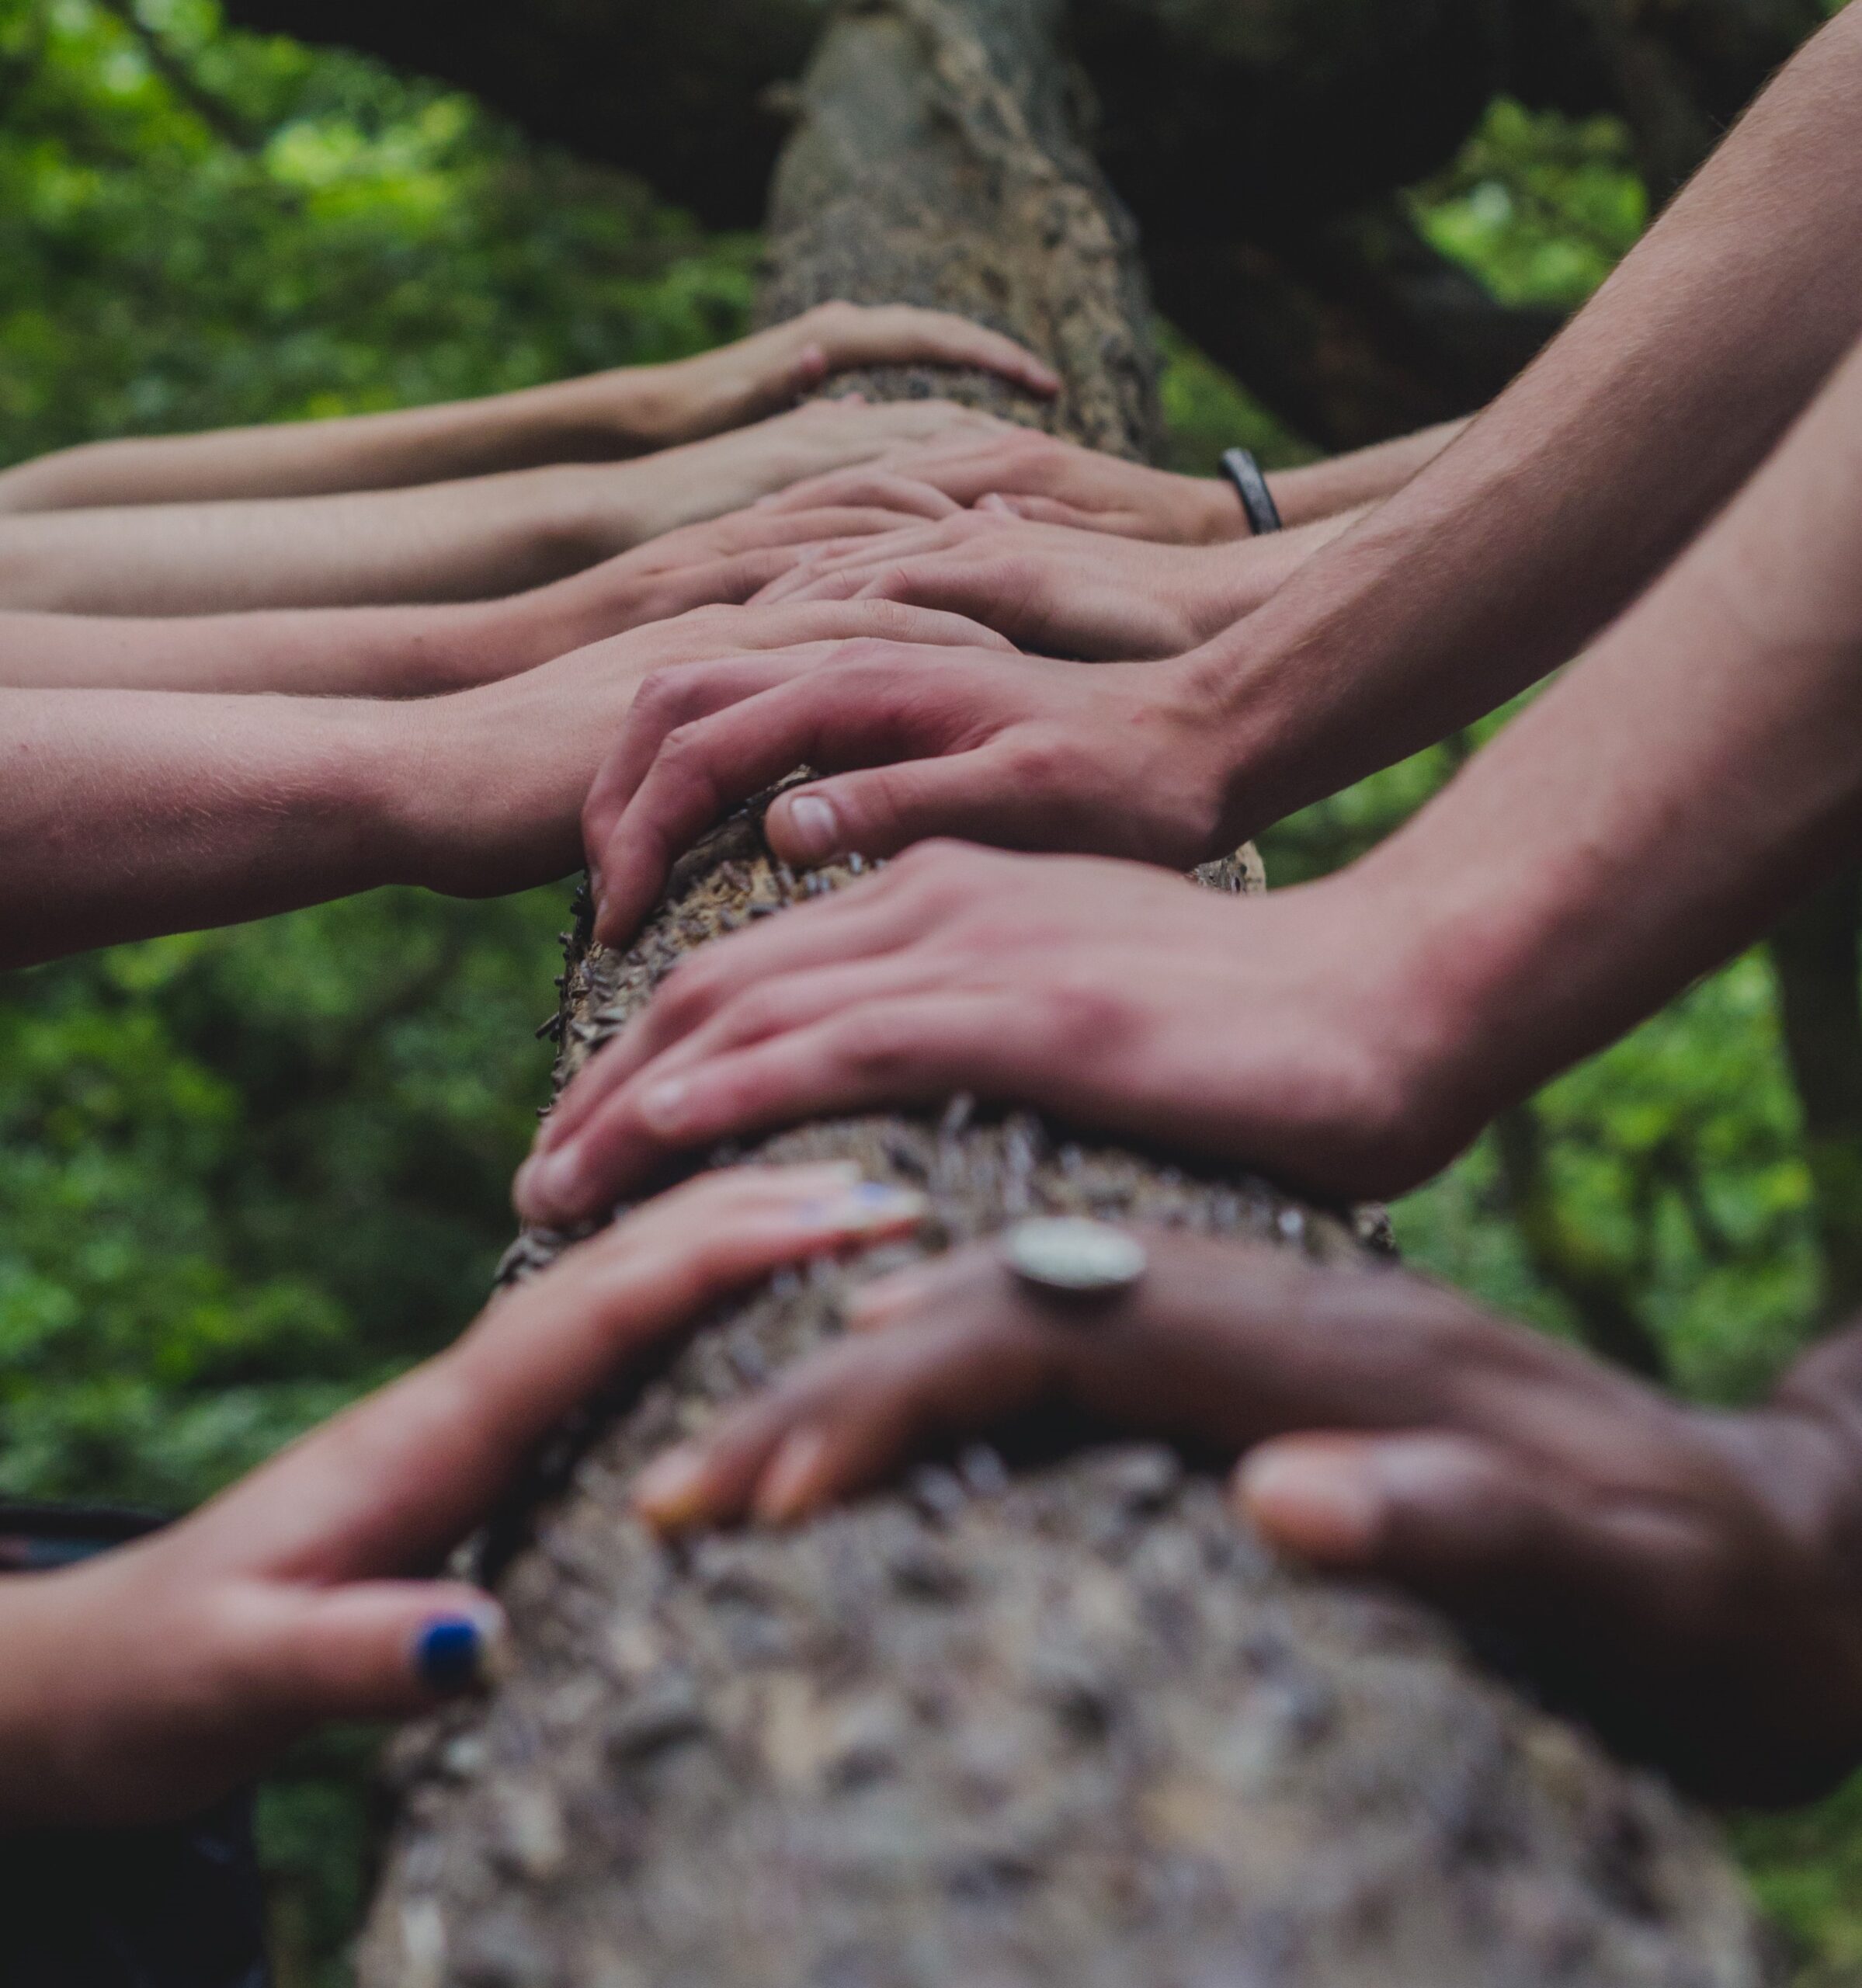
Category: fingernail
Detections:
[
  {"x1": 848, "y1": 1264, "x2": 935, "y2": 1328},
  {"x1": 781, "y1": 794, "x2": 842, "y2": 862},
  {"x1": 415, "y1": 1609, "x2": 504, "y2": 1695},
  {"x1": 804, "y1": 1181, "x2": 928, "y2": 1229},
  {"x1": 756, "y1": 1427, "x2": 831, "y2": 1524},
  {"x1": 977, "y1": 492, "x2": 1017, "y2": 515},
  {"x1": 1237, "y1": 1446, "x2": 1384, "y2": 1563},
  {"x1": 639, "y1": 1076, "x2": 690, "y2": 1132},
  {"x1": 516, "y1": 1146, "x2": 580, "y2": 1218},
  {"x1": 634, "y1": 1444, "x2": 712, "y2": 1529}
]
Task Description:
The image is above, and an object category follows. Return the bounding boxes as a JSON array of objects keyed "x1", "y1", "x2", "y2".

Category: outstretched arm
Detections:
[
  {"x1": 0, "y1": 499, "x2": 938, "y2": 697},
  {"x1": 0, "y1": 303, "x2": 1056, "y2": 512},
  {"x1": 0, "y1": 398, "x2": 1008, "y2": 615},
  {"x1": 575, "y1": 5, "x2": 1862, "y2": 912},
  {"x1": 530, "y1": 316, "x2": 1862, "y2": 1225},
  {"x1": 0, "y1": 1163, "x2": 924, "y2": 1829},
  {"x1": 0, "y1": 596, "x2": 1006, "y2": 969}
]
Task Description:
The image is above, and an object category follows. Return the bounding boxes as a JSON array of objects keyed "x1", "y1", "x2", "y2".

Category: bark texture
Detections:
[{"x1": 359, "y1": 5, "x2": 1770, "y2": 1981}]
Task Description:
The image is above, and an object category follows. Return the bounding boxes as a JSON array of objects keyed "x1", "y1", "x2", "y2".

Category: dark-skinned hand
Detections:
[{"x1": 632, "y1": 1228, "x2": 1862, "y2": 1806}]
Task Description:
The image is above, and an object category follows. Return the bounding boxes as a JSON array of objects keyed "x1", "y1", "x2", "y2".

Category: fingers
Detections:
[
  {"x1": 978, "y1": 492, "x2": 1123, "y2": 533},
  {"x1": 224, "y1": 1580, "x2": 510, "y2": 1726},
  {"x1": 187, "y1": 1164, "x2": 928, "y2": 1581},
  {"x1": 518, "y1": 989, "x2": 1044, "y2": 1221},
  {"x1": 754, "y1": 515, "x2": 995, "y2": 604},
  {"x1": 801, "y1": 304, "x2": 1061, "y2": 398},
  {"x1": 634, "y1": 1305, "x2": 1054, "y2": 1531},
  {"x1": 762, "y1": 739, "x2": 1082, "y2": 867},
  {"x1": 585, "y1": 642, "x2": 1012, "y2": 946},
  {"x1": 754, "y1": 468, "x2": 964, "y2": 522},
  {"x1": 1234, "y1": 1429, "x2": 1713, "y2": 1642},
  {"x1": 547, "y1": 877, "x2": 939, "y2": 1153}
]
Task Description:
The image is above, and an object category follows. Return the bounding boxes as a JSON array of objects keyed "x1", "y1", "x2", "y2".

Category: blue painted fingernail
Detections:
[{"x1": 417, "y1": 1616, "x2": 488, "y2": 1694}]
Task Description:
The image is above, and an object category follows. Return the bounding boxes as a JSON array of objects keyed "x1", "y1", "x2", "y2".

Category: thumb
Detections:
[
  {"x1": 1235, "y1": 1432, "x2": 1554, "y2": 1594},
  {"x1": 230, "y1": 1581, "x2": 509, "y2": 1726},
  {"x1": 766, "y1": 744, "x2": 1079, "y2": 866}
]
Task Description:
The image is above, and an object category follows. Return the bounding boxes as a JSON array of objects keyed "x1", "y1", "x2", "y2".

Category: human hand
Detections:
[
  {"x1": 619, "y1": 397, "x2": 1017, "y2": 544},
  {"x1": 756, "y1": 428, "x2": 1245, "y2": 544},
  {"x1": 398, "y1": 599, "x2": 1015, "y2": 900},
  {"x1": 580, "y1": 640, "x2": 1249, "y2": 946},
  {"x1": 519, "y1": 844, "x2": 1464, "y2": 1229},
  {"x1": 0, "y1": 1163, "x2": 926, "y2": 1829},
  {"x1": 754, "y1": 509, "x2": 1328, "y2": 658},
  {"x1": 616, "y1": 302, "x2": 1059, "y2": 447},
  {"x1": 631, "y1": 1229, "x2": 1862, "y2": 1805},
  {"x1": 478, "y1": 497, "x2": 972, "y2": 683}
]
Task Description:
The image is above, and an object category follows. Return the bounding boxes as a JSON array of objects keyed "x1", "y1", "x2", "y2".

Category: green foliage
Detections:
[
  {"x1": 1409, "y1": 96, "x2": 1646, "y2": 311},
  {"x1": 0, "y1": 5, "x2": 1856, "y2": 1983}
]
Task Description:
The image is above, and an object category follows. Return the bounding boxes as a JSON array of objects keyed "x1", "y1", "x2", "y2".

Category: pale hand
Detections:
[{"x1": 521, "y1": 843, "x2": 1466, "y2": 1229}]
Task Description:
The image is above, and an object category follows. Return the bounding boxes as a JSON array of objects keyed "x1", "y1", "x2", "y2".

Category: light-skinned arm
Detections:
[
  {"x1": 0, "y1": 500, "x2": 941, "y2": 697},
  {"x1": 519, "y1": 315, "x2": 1862, "y2": 1225},
  {"x1": 0, "y1": 598, "x2": 1006, "y2": 971},
  {"x1": 0, "y1": 399, "x2": 1012, "y2": 616},
  {"x1": 575, "y1": 4, "x2": 1862, "y2": 923},
  {"x1": 0, "y1": 303, "x2": 1057, "y2": 513}
]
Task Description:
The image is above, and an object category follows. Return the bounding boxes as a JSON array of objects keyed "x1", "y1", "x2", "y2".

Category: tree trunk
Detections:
[{"x1": 357, "y1": 5, "x2": 1767, "y2": 1981}]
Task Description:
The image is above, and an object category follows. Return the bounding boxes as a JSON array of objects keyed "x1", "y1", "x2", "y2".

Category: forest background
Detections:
[{"x1": 0, "y1": 0, "x2": 1855, "y2": 1979}]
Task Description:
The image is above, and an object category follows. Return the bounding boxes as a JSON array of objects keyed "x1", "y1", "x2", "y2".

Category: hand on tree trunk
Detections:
[
  {"x1": 752, "y1": 507, "x2": 1356, "y2": 657},
  {"x1": 631, "y1": 1226, "x2": 1862, "y2": 1806},
  {"x1": 0, "y1": 1165, "x2": 923, "y2": 1830}
]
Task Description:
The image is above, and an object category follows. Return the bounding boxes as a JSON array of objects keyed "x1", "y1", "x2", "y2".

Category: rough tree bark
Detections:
[{"x1": 357, "y1": 5, "x2": 1770, "y2": 1982}]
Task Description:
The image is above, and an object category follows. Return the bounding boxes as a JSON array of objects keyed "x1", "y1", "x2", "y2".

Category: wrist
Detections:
[
  {"x1": 1183, "y1": 473, "x2": 1252, "y2": 546},
  {"x1": 377, "y1": 683, "x2": 577, "y2": 899}
]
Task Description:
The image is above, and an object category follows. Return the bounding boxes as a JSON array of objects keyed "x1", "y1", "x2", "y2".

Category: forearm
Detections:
[
  {"x1": 0, "y1": 374, "x2": 651, "y2": 513},
  {"x1": 0, "y1": 593, "x2": 572, "y2": 697},
  {"x1": 1357, "y1": 332, "x2": 1862, "y2": 1135},
  {"x1": 0, "y1": 465, "x2": 625, "y2": 614},
  {"x1": 0, "y1": 689, "x2": 428, "y2": 967},
  {"x1": 1206, "y1": 7, "x2": 1862, "y2": 827},
  {"x1": 1268, "y1": 419, "x2": 1468, "y2": 527}
]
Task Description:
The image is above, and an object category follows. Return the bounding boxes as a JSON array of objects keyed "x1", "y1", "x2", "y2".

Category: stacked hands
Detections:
[{"x1": 23, "y1": 10, "x2": 1862, "y2": 1834}]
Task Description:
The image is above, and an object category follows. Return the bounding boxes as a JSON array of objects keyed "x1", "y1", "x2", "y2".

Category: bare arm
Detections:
[
  {"x1": 0, "y1": 303, "x2": 1057, "y2": 512},
  {"x1": 1209, "y1": 3, "x2": 1862, "y2": 831},
  {"x1": 0, "y1": 399, "x2": 1008, "y2": 616},
  {"x1": 0, "y1": 501, "x2": 935, "y2": 696},
  {"x1": 575, "y1": 3, "x2": 1862, "y2": 893},
  {"x1": 0, "y1": 596, "x2": 1005, "y2": 970},
  {"x1": 521, "y1": 325, "x2": 1862, "y2": 1226},
  {"x1": 1267, "y1": 418, "x2": 1468, "y2": 527}
]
